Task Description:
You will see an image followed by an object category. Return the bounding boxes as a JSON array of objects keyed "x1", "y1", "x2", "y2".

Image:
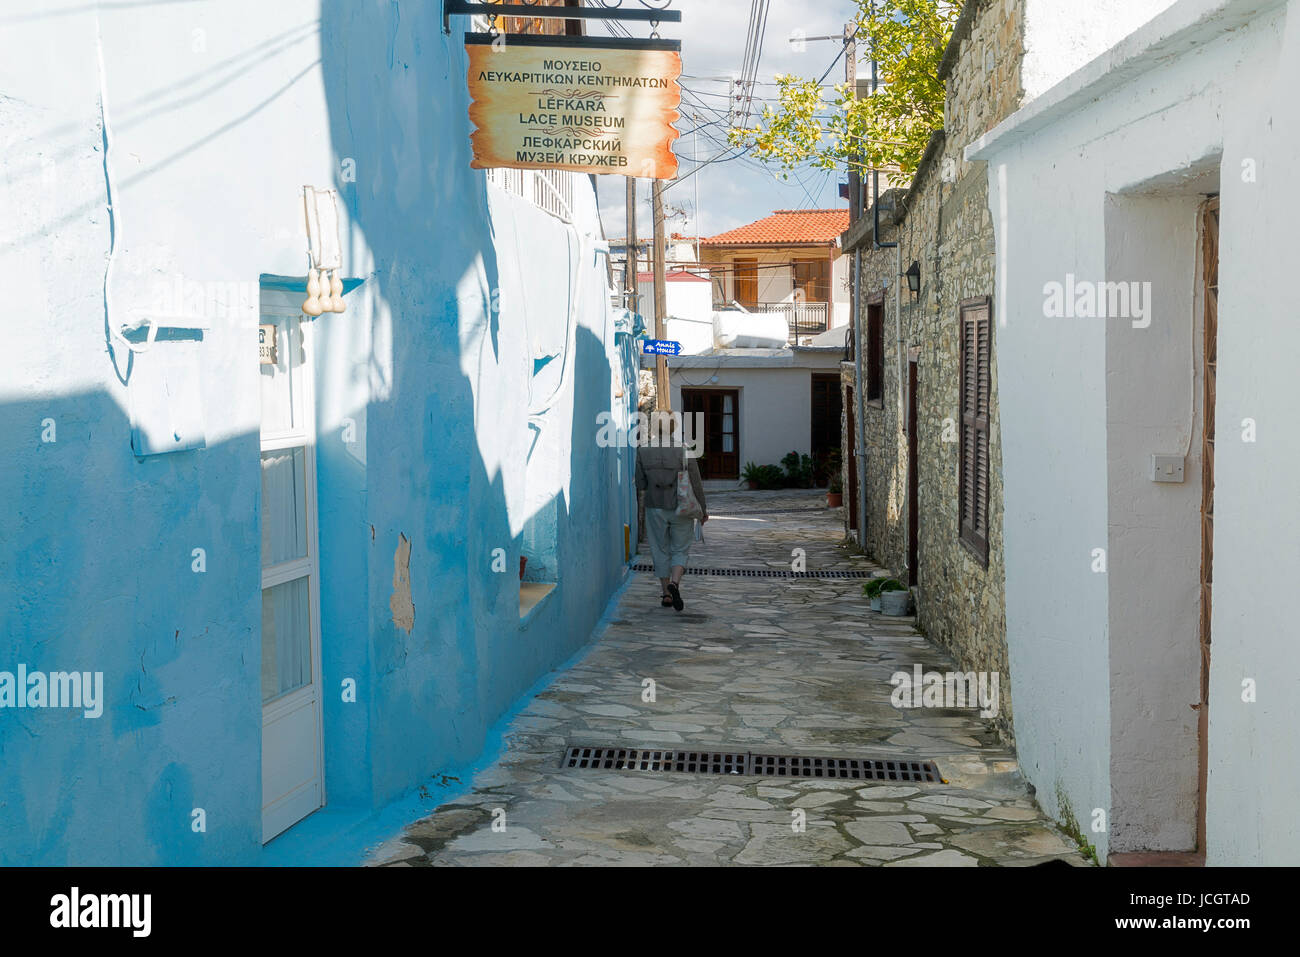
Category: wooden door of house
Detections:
[
  {"x1": 811, "y1": 374, "x2": 842, "y2": 481},
  {"x1": 682, "y1": 389, "x2": 739, "y2": 479},
  {"x1": 845, "y1": 386, "x2": 858, "y2": 534},
  {"x1": 733, "y1": 258, "x2": 758, "y2": 309}
]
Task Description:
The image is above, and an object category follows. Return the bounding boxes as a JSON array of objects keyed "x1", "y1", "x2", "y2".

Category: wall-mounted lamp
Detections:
[{"x1": 905, "y1": 261, "x2": 921, "y2": 301}]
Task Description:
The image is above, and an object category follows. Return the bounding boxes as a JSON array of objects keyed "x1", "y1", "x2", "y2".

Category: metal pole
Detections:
[
  {"x1": 854, "y1": 247, "x2": 867, "y2": 546},
  {"x1": 652, "y1": 179, "x2": 671, "y2": 412},
  {"x1": 625, "y1": 177, "x2": 637, "y2": 313},
  {"x1": 694, "y1": 122, "x2": 701, "y2": 263}
]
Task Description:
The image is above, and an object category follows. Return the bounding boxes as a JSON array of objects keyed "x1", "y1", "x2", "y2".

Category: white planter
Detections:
[
  {"x1": 870, "y1": 596, "x2": 882, "y2": 612},
  {"x1": 880, "y1": 590, "x2": 911, "y2": 616}
]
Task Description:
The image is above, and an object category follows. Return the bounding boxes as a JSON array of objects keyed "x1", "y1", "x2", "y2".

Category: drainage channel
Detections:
[
  {"x1": 562, "y1": 747, "x2": 942, "y2": 783},
  {"x1": 629, "y1": 563, "x2": 873, "y2": 579}
]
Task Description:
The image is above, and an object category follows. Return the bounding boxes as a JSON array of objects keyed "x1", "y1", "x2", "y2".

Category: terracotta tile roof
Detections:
[{"x1": 700, "y1": 209, "x2": 850, "y2": 247}]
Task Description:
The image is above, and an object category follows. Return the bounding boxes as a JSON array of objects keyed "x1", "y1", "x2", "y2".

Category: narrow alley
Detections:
[{"x1": 368, "y1": 489, "x2": 1088, "y2": 867}]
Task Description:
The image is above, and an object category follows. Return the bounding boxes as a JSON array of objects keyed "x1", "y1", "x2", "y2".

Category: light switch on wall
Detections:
[{"x1": 1150, "y1": 453, "x2": 1185, "y2": 483}]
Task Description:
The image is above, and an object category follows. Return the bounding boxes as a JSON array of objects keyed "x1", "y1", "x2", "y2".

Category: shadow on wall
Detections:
[
  {"x1": 0, "y1": 388, "x2": 264, "y2": 865},
  {"x1": 316, "y1": 1, "x2": 628, "y2": 812},
  {"x1": 0, "y1": 1, "x2": 628, "y2": 866},
  {"x1": 317, "y1": 0, "x2": 511, "y2": 805}
]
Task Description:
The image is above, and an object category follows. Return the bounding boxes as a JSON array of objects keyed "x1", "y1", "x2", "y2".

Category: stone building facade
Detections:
[
  {"x1": 840, "y1": 0, "x2": 1025, "y2": 742},
  {"x1": 839, "y1": 0, "x2": 1184, "y2": 747}
]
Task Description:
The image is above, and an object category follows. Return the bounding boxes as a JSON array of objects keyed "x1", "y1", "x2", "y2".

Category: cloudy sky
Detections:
[{"x1": 594, "y1": 0, "x2": 861, "y2": 243}]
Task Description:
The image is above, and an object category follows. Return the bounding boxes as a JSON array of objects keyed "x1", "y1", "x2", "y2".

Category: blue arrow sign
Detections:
[{"x1": 642, "y1": 339, "x2": 682, "y2": 356}]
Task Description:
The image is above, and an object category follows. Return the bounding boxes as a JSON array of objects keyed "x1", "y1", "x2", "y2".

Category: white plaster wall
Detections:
[
  {"x1": 983, "y1": 142, "x2": 1114, "y2": 856},
  {"x1": 1022, "y1": 0, "x2": 1180, "y2": 100},
  {"x1": 1104, "y1": 193, "x2": 1205, "y2": 853},
  {"x1": 832, "y1": 252, "x2": 851, "y2": 327},
  {"x1": 1203, "y1": 0, "x2": 1300, "y2": 866},
  {"x1": 669, "y1": 366, "x2": 814, "y2": 469},
  {"x1": 665, "y1": 315, "x2": 714, "y2": 355},
  {"x1": 637, "y1": 277, "x2": 713, "y2": 326},
  {"x1": 976, "y1": 0, "x2": 1299, "y2": 863}
]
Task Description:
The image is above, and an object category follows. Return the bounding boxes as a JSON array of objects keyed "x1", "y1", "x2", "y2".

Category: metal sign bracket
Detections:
[{"x1": 443, "y1": 0, "x2": 681, "y2": 36}]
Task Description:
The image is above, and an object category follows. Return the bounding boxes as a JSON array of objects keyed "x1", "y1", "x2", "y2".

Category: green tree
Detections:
[{"x1": 730, "y1": 0, "x2": 959, "y2": 178}]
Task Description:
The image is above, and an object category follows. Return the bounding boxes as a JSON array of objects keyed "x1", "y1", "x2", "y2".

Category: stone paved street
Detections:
[{"x1": 367, "y1": 489, "x2": 1091, "y2": 867}]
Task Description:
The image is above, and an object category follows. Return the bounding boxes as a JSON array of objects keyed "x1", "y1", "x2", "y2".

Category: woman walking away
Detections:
[{"x1": 636, "y1": 426, "x2": 708, "y2": 611}]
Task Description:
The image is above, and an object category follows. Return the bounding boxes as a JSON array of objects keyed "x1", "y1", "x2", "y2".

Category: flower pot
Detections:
[
  {"x1": 827, "y1": 492, "x2": 843, "y2": 507},
  {"x1": 519, "y1": 556, "x2": 527, "y2": 580},
  {"x1": 747, "y1": 480, "x2": 759, "y2": 490},
  {"x1": 870, "y1": 596, "x2": 882, "y2": 612},
  {"x1": 880, "y1": 589, "x2": 911, "y2": 616}
]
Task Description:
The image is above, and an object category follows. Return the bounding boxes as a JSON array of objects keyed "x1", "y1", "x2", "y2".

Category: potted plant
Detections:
[
  {"x1": 862, "y1": 576, "x2": 886, "y2": 611},
  {"x1": 878, "y1": 579, "x2": 911, "y2": 616},
  {"x1": 827, "y1": 473, "x2": 843, "y2": 508},
  {"x1": 820, "y1": 447, "x2": 842, "y2": 487},
  {"x1": 741, "y1": 461, "x2": 762, "y2": 490},
  {"x1": 781, "y1": 451, "x2": 816, "y2": 489}
]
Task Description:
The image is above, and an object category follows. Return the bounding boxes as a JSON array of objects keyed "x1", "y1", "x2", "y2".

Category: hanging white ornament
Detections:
[
  {"x1": 302, "y1": 268, "x2": 323, "y2": 317},
  {"x1": 328, "y1": 269, "x2": 345, "y2": 313}
]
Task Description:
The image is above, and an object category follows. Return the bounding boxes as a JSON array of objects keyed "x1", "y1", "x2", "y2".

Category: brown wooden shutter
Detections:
[
  {"x1": 866, "y1": 299, "x2": 884, "y2": 401},
  {"x1": 959, "y1": 297, "x2": 991, "y2": 565},
  {"x1": 734, "y1": 258, "x2": 758, "y2": 308}
]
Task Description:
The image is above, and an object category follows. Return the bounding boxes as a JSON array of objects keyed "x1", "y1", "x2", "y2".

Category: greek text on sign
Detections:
[
  {"x1": 465, "y1": 36, "x2": 681, "y2": 180},
  {"x1": 643, "y1": 339, "x2": 682, "y2": 356}
]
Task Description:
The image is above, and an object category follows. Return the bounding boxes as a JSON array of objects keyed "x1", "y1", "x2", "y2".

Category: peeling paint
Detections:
[{"x1": 390, "y1": 532, "x2": 414, "y2": 633}]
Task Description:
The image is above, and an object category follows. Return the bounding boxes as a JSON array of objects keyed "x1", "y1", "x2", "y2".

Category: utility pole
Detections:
[
  {"x1": 624, "y1": 177, "x2": 638, "y2": 313},
  {"x1": 693, "y1": 117, "x2": 701, "y2": 264},
  {"x1": 652, "y1": 178, "x2": 671, "y2": 412}
]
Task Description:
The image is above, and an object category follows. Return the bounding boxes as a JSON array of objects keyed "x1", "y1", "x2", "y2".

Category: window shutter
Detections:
[
  {"x1": 867, "y1": 301, "x2": 884, "y2": 401},
  {"x1": 959, "y1": 298, "x2": 991, "y2": 565}
]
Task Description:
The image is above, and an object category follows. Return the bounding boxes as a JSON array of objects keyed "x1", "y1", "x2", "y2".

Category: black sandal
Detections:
[
  {"x1": 667, "y1": 582, "x2": 684, "y2": 611},
  {"x1": 661, "y1": 593, "x2": 674, "y2": 607}
]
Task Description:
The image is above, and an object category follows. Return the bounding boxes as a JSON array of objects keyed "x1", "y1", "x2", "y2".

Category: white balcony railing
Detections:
[
  {"x1": 752, "y1": 301, "x2": 830, "y2": 342},
  {"x1": 486, "y1": 167, "x2": 573, "y2": 223}
]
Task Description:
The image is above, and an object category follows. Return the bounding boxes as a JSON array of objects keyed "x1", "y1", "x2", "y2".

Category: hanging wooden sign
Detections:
[{"x1": 465, "y1": 35, "x2": 681, "y2": 180}]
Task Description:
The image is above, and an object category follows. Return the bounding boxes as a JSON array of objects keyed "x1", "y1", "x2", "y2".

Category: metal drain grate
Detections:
[
  {"x1": 562, "y1": 747, "x2": 747, "y2": 775},
  {"x1": 562, "y1": 747, "x2": 941, "y2": 783},
  {"x1": 629, "y1": 563, "x2": 872, "y2": 579},
  {"x1": 750, "y1": 754, "x2": 940, "y2": 782}
]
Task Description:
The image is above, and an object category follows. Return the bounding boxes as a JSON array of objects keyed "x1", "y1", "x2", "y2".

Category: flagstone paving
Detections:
[{"x1": 367, "y1": 489, "x2": 1091, "y2": 867}]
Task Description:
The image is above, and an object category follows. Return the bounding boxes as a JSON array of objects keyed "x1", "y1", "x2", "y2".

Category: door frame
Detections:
[
  {"x1": 845, "y1": 385, "x2": 858, "y2": 535},
  {"x1": 907, "y1": 356, "x2": 919, "y2": 587},
  {"x1": 810, "y1": 372, "x2": 842, "y2": 483},
  {"x1": 681, "y1": 387, "x2": 741, "y2": 480},
  {"x1": 1196, "y1": 194, "x2": 1219, "y2": 853},
  {"x1": 259, "y1": 293, "x2": 326, "y2": 844}
]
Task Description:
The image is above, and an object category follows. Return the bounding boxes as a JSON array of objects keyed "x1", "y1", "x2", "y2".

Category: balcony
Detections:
[
  {"x1": 752, "y1": 301, "x2": 830, "y2": 344},
  {"x1": 485, "y1": 167, "x2": 573, "y2": 223}
]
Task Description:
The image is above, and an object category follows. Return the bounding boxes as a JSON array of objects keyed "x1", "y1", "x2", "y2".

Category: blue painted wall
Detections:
[{"x1": 0, "y1": 0, "x2": 638, "y2": 864}]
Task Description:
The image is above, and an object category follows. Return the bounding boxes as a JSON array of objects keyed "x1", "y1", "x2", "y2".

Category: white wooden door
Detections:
[{"x1": 259, "y1": 289, "x2": 325, "y2": 843}]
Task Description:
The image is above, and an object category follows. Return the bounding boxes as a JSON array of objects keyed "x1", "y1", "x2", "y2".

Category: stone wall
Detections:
[{"x1": 843, "y1": 0, "x2": 1025, "y2": 743}]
